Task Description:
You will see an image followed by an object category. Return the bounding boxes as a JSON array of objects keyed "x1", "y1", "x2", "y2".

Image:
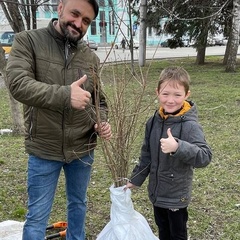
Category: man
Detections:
[{"x1": 6, "y1": 0, "x2": 111, "y2": 239}]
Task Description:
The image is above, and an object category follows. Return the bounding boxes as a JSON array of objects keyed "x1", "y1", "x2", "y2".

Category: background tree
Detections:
[
  {"x1": 0, "y1": 43, "x2": 24, "y2": 134},
  {"x1": 0, "y1": 0, "x2": 25, "y2": 32},
  {"x1": 133, "y1": 0, "x2": 234, "y2": 65},
  {"x1": 1, "y1": 0, "x2": 50, "y2": 31},
  {"x1": 225, "y1": 0, "x2": 240, "y2": 72},
  {"x1": 108, "y1": 0, "x2": 137, "y2": 74},
  {"x1": 0, "y1": 0, "x2": 51, "y2": 134}
]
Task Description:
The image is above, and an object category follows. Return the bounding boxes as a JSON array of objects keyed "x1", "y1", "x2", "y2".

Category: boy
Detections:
[{"x1": 125, "y1": 66, "x2": 212, "y2": 240}]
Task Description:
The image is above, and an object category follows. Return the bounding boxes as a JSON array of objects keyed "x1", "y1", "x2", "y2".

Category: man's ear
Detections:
[{"x1": 58, "y1": 1, "x2": 63, "y2": 14}]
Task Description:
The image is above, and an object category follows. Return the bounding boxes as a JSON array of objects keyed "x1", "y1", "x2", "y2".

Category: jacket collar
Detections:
[{"x1": 159, "y1": 100, "x2": 192, "y2": 119}]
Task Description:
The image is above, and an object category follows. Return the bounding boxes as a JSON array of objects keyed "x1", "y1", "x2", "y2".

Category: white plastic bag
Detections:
[
  {"x1": 0, "y1": 220, "x2": 24, "y2": 240},
  {"x1": 96, "y1": 185, "x2": 159, "y2": 240}
]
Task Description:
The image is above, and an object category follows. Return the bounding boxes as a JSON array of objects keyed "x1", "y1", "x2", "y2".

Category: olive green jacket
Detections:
[{"x1": 6, "y1": 19, "x2": 108, "y2": 162}]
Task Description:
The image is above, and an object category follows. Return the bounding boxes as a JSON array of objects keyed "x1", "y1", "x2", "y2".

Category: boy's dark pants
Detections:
[{"x1": 153, "y1": 206, "x2": 188, "y2": 240}]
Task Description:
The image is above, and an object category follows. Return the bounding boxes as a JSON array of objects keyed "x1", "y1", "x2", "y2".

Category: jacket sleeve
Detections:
[
  {"x1": 129, "y1": 118, "x2": 153, "y2": 186},
  {"x1": 6, "y1": 32, "x2": 71, "y2": 112},
  {"x1": 172, "y1": 122, "x2": 212, "y2": 168}
]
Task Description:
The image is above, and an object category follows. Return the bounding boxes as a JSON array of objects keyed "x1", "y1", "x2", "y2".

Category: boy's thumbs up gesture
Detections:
[
  {"x1": 160, "y1": 128, "x2": 179, "y2": 154},
  {"x1": 71, "y1": 75, "x2": 91, "y2": 110}
]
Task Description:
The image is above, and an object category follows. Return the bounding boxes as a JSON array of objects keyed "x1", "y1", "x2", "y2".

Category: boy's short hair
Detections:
[{"x1": 157, "y1": 66, "x2": 190, "y2": 94}]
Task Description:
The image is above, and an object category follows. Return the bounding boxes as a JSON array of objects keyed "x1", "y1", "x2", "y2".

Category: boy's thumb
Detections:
[{"x1": 167, "y1": 128, "x2": 173, "y2": 138}]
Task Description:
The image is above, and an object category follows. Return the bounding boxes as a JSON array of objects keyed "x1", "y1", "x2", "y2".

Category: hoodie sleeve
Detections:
[{"x1": 171, "y1": 122, "x2": 212, "y2": 168}]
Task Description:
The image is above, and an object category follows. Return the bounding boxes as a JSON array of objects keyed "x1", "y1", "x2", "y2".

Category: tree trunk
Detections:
[
  {"x1": 1, "y1": 0, "x2": 25, "y2": 32},
  {"x1": 196, "y1": 46, "x2": 206, "y2": 65},
  {"x1": 223, "y1": 18, "x2": 233, "y2": 65},
  {"x1": 225, "y1": 0, "x2": 240, "y2": 72},
  {"x1": 127, "y1": 0, "x2": 135, "y2": 75},
  {"x1": 0, "y1": 44, "x2": 25, "y2": 135},
  {"x1": 139, "y1": 0, "x2": 147, "y2": 67},
  {"x1": 6, "y1": 91, "x2": 25, "y2": 135},
  {"x1": 223, "y1": 33, "x2": 232, "y2": 65},
  {"x1": 195, "y1": 19, "x2": 209, "y2": 65}
]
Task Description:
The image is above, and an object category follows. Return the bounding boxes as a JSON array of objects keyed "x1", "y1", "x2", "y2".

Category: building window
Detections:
[
  {"x1": 44, "y1": 4, "x2": 50, "y2": 11},
  {"x1": 109, "y1": 11, "x2": 115, "y2": 35},
  {"x1": 91, "y1": 21, "x2": 97, "y2": 35},
  {"x1": 120, "y1": 0, "x2": 125, "y2": 8},
  {"x1": 43, "y1": 0, "x2": 58, "y2": 13},
  {"x1": 100, "y1": 11, "x2": 105, "y2": 24},
  {"x1": 148, "y1": 27, "x2": 152, "y2": 37},
  {"x1": 51, "y1": 0, "x2": 58, "y2": 12}
]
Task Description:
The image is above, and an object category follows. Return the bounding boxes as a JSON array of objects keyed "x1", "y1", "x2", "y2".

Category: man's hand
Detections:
[
  {"x1": 94, "y1": 122, "x2": 112, "y2": 140},
  {"x1": 160, "y1": 128, "x2": 178, "y2": 154},
  {"x1": 71, "y1": 75, "x2": 91, "y2": 110}
]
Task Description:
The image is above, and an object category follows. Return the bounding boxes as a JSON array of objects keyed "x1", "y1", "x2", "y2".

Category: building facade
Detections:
[{"x1": 0, "y1": 0, "x2": 164, "y2": 46}]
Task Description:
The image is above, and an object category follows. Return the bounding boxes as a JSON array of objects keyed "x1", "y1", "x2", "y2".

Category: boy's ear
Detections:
[
  {"x1": 185, "y1": 90, "x2": 191, "y2": 99},
  {"x1": 155, "y1": 88, "x2": 159, "y2": 96}
]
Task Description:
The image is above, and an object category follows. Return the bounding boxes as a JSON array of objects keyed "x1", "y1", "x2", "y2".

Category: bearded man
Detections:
[{"x1": 6, "y1": 1, "x2": 111, "y2": 239}]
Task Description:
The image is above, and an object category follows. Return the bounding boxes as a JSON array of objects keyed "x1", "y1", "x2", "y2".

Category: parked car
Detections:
[
  {"x1": 115, "y1": 38, "x2": 139, "y2": 49},
  {"x1": 213, "y1": 37, "x2": 225, "y2": 46},
  {"x1": 160, "y1": 39, "x2": 170, "y2": 47},
  {"x1": 213, "y1": 37, "x2": 228, "y2": 46},
  {"x1": 0, "y1": 31, "x2": 15, "y2": 60},
  {"x1": 222, "y1": 37, "x2": 228, "y2": 45},
  {"x1": 160, "y1": 38, "x2": 189, "y2": 48},
  {"x1": 207, "y1": 38, "x2": 216, "y2": 46},
  {"x1": 182, "y1": 39, "x2": 190, "y2": 47},
  {"x1": 83, "y1": 40, "x2": 98, "y2": 50}
]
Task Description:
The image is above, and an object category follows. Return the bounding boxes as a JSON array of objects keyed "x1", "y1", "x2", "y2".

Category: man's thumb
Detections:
[
  {"x1": 76, "y1": 74, "x2": 87, "y2": 86},
  {"x1": 167, "y1": 128, "x2": 173, "y2": 138}
]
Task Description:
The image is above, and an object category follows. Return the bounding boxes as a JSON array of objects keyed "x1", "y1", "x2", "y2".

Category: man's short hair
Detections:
[{"x1": 87, "y1": 0, "x2": 99, "y2": 19}]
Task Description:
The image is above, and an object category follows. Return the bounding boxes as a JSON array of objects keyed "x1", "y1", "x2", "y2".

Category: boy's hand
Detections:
[
  {"x1": 160, "y1": 128, "x2": 178, "y2": 154},
  {"x1": 124, "y1": 182, "x2": 136, "y2": 191}
]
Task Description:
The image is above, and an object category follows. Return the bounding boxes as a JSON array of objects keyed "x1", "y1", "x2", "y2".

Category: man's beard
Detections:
[{"x1": 60, "y1": 21, "x2": 84, "y2": 44}]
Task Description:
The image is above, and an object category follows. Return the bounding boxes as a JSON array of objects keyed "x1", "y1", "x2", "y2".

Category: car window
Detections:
[{"x1": 0, "y1": 31, "x2": 15, "y2": 45}]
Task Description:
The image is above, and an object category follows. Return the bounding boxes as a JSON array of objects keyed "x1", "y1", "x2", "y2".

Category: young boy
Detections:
[{"x1": 125, "y1": 66, "x2": 212, "y2": 240}]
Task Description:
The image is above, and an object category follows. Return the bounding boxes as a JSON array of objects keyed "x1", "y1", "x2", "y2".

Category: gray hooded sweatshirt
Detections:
[{"x1": 130, "y1": 101, "x2": 212, "y2": 209}]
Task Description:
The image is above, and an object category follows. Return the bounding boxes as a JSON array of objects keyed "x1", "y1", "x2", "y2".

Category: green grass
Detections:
[{"x1": 0, "y1": 56, "x2": 240, "y2": 239}]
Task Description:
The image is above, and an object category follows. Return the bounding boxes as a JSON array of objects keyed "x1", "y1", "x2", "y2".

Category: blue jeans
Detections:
[{"x1": 22, "y1": 152, "x2": 94, "y2": 240}]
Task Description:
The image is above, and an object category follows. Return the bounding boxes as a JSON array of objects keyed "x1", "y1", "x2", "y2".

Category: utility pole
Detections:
[{"x1": 139, "y1": 0, "x2": 147, "y2": 67}]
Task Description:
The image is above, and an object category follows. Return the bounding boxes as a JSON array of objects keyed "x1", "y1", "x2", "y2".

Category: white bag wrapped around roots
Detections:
[{"x1": 96, "y1": 185, "x2": 159, "y2": 240}]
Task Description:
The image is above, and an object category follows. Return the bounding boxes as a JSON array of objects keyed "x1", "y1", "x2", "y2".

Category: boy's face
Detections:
[
  {"x1": 57, "y1": 0, "x2": 95, "y2": 43},
  {"x1": 156, "y1": 81, "x2": 190, "y2": 113}
]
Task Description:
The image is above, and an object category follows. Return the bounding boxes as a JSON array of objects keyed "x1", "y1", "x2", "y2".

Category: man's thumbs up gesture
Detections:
[
  {"x1": 71, "y1": 74, "x2": 91, "y2": 110},
  {"x1": 160, "y1": 128, "x2": 179, "y2": 154}
]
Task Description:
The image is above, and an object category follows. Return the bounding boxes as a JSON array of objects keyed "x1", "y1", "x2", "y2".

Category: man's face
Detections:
[{"x1": 57, "y1": 0, "x2": 95, "y2": 43}]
